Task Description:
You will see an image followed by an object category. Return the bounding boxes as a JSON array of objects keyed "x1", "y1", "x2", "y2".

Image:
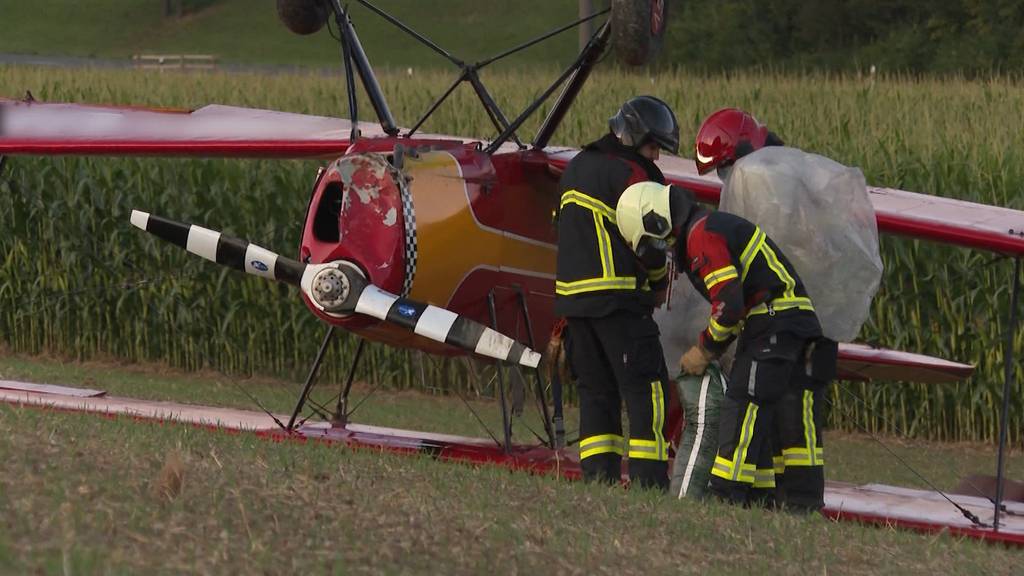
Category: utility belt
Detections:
[
  {"x1": 747, "y1": 296, "x2": 815, "y2": 318},
  {"x1": 738, "y1": 295, "x2": 836, "y2": 384}
]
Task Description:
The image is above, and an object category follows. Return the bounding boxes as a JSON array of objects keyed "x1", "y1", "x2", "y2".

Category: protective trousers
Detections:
[
  {"x1": 708, "y1": 331, "x2": 826, "y2": 510},
  {"x1": 566, "y1": 311, "x2": 671, "y2": 490}
]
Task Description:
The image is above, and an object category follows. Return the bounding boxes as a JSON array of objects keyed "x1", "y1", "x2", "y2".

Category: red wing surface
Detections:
[{"x1": 0, "y1": 99, "x2": 391, "y2": 158}]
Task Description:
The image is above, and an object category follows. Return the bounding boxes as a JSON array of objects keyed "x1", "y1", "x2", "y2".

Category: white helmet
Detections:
[{"x1": 616, "y1": 181, "x2": 673, "y2": 252}]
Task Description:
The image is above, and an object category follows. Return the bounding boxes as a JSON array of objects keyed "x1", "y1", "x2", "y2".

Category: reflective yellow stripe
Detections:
[
  {"x1": 557, "y1": 189, "x2": 637, "y2": 296},
  {"x1": 559, "y1": 190, "x2": 616, "y2": 222},
  {"x1": 773, "y1": 455, "x2": 786, "y2": 474},
  {"x1": 707, "y1": 316, "x2": 741, "y2": 342},
  {"x1": 649, "y1": 264, "x2": 668, "y2": 283},
  {"x1": 580, "y1": 433, "x2": 624, "y2": 447},
  {"x1": 593, "y1": 211, "x2": 615, "y2": 278},
  {"x1": 739, "y1": 228, "x2": 766, "y2": 280},
  {"x1": 711, "y1": 455, "x2": 755, "y2": 483},
  {"x1": 733, "y1": 404, "x2": 758, "y2": 481},
  {"x1": 628, "y1": 381, "x2": 667, "y2": 462},
  {"x1": 555, "y1": 277, "x2": 636, "y2": 295},
  {"x1": 738, "y1": 225, "x2": 811, "y2": 313},
  {"x1": 803, "y1": 390, "x2": 819, "y2": 467},
  {"x1": 759, "y1": 242, "x2": 797, "y2": 299},
  {"x1": 703, "y1": 265, "x2": 739, "y2": 290},
  {"x1": 747, "y1": 297, "x2": 815, "y2": 317},
  {"x1": 781, "y1": 447, "x2": 824, "y2": 467},
  {"x1": 753, "y1": 468, "x2": 776, "y2": 489},
  {"x1": 712, "y1": 403, "x2": 759, "y2": 484},
  {"x1": 632, "y1": 381, "x2": 668, "y2": 461},
  {"x1": 580, "y1": 434, "x2": 624, "y2": 460},
  {"x1": 652, "y1": 381, "x2": 665, "y2": 460},
  {"x1": 628, "y1": 439, "x2": 663, "y2": 460}
]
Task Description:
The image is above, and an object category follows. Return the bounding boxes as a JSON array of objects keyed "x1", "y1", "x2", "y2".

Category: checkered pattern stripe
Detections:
[{"x1": 398, "y1": 173, "x2": 417, "y2": 298}]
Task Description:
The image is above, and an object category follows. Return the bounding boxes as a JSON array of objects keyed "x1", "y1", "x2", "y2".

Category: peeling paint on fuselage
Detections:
[{"x1": 337, "y1": 154, "x2": 388, "y2": 205}]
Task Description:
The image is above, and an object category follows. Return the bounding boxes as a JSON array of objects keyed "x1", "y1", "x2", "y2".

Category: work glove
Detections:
[
  {"x1": 544, "y1": 318, "x2": 571, "y2": 385},
  {"x1": 680, "y1": 344, "x2": 714, "y2": 376}
]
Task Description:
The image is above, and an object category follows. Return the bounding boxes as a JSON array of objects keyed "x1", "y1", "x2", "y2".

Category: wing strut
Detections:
[
  {"x1": 351, "y1": 0, "x2": 609, "y2": 147},
  {"x1": 995, "y1": 256, "x2": 1021, "y2": 530},
  {"x1": 326, "y1": 0, "x2": 399, "y2": 138}
]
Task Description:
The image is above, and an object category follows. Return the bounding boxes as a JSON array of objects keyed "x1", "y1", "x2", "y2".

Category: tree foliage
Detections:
[{"x1": 664, "y1": 0, "x2": 1024, "y2": 74}]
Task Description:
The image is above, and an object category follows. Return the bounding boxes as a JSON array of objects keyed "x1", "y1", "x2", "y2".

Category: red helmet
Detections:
[{"x1": 694, "y1": 108, "x2": 769, "y2": 175}]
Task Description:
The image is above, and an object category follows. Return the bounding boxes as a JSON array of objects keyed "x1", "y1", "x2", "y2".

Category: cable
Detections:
[
  {"x1": 227, "y1": 379, "x2": 289, "y2": 433},
  {"x1": 827, "y1": 388, "x2": 989, "y2": 527},
  {"x1": 835, "y1": 381, "x2": 1019, "y2": 516}
]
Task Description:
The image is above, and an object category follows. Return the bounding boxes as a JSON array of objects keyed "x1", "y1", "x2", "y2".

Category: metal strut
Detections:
[
  {"x1": 485, "y1": 21, "x2": 610, "y2": 154},
  {"x1": 286, "y1": 326, "x2": 336, "y2": 431},
  {"x1": 488, "y1": 290, "x2": 514, "y2": 453},
  {"x1": 514, "y1": 287, "x2": 560, "y2": 449},
  {"x1": 333, "y1": 338, "x2": 367, "y2": 425},
  {"x1": 328, "y1": 1, "x2": 360, "y2": 143},
  {"x1": 353, "y1": 0, "x2": 608, "y2": 146},
  {"x1": 995, "y1": 255, "x2": 1021, "y2": 530}
]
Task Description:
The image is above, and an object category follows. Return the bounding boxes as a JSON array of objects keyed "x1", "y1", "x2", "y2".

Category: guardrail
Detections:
[{"x1": 131, "y1": 54, "x2": 218, "y2": 70}]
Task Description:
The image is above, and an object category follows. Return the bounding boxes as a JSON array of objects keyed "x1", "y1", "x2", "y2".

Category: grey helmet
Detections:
[{"x1": 609, "y1": 95, "x2": 680, "y2": 154}]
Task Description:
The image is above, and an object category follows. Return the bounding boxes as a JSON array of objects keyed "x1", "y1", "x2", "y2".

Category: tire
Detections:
[
  {"x1": 610, "y1": 0, "x2": 670, "y2": 67},
  {"x1": 276, "y1": 0, "x2": 329, "y2": 36}
]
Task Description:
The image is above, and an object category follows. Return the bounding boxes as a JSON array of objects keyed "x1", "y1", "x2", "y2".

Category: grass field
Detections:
[
  {"x1": 1, "y1": 354, "x2": 1022, "y2": 574},
  {"x1": 0, "y1": 0, "x2": 579, "y2": 69}
]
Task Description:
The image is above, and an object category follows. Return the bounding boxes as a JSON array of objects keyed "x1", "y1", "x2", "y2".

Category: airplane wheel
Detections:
[
  {"x1": 610, "y1": 0, "x2": 670, "y2": 66},
  {"x1": 276, "y1": 0, "x2": 329, "y2": 35}
]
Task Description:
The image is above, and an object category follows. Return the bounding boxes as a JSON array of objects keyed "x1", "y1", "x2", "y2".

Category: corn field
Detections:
[{"x1": 1, "y1": 65, "x2": 1022, "y2": 442}]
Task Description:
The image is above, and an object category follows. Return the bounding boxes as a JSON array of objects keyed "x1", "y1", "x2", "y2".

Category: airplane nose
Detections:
[{"x1": 301, "y1": 153, "x2": 409, "y2": 297}]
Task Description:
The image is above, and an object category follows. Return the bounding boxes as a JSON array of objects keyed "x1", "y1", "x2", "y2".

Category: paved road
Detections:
[{"x1": 0, "y1": 52, "x2": 342, "y2": 76}]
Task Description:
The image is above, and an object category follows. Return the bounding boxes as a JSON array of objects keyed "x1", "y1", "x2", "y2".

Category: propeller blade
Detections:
[
  {"x1": 130, "y1": 210, "x2": 542, "y2": 368},
  {"x1": 347, "y1": 284, "x2": 541, "y2": 369},
  {"x1": 130, "y1": 210, "x2": 307, "y2": 286}
]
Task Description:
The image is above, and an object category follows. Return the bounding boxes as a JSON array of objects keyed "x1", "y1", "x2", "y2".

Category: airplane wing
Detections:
[
  {"x1": 545, "y1": 150, "x2": 1024, "y2": 257},
  {"x1": 836, "y1": 343, "x2": 973, "y2": 383},
  {"x1": 0, "y1": 98, "x2": 390, "y2": 158}
]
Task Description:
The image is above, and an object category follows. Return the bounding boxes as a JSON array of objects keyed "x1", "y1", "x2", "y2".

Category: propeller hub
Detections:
[{"x1": 311, "y1": 267, "x2": 352, "y2": 312}]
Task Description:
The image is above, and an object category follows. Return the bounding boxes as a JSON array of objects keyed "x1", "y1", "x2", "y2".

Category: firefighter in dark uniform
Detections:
[
  {"x1": 553, "y1": 96, "x2": 680, "y2": 490},
  {"x1": 615, "y1": 181, "x2": 837, "y2": 510}
]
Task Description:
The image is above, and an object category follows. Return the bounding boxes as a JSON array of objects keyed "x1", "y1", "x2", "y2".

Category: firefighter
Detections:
[
  {"x1": 615, "y1": 180, "x2": 837, "y2": 510},
  {"x1": 552, "y1": 95, "x2": 680, "y2": 490}
]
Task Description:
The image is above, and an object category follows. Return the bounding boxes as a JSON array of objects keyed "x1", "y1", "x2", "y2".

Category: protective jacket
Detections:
[
  {"x1": 555, "y1": 134, "x2": 668, "y2": 318},
  {"x1": 677, "y1": 211, "x2": 822, "y2": 355}
]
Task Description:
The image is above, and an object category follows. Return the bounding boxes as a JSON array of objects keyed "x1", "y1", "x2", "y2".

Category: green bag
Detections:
[{"x1": 670, "y1": 363, "x2": 726, "y2": 499}]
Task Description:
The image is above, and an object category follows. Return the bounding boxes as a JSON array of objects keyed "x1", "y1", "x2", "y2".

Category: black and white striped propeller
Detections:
[{"x1": 130, "y1": 210, "x2": 541, "y2": 368}]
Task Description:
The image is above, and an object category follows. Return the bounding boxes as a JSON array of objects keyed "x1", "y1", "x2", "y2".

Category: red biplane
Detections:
[{"x1": 1, "y1": 0, "x2": 1022, "y2": 545}]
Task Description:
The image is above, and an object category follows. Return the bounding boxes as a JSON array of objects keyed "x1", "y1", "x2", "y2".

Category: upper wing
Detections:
[
  {"x1": 0, "y1": 98, "x2": 392, "y2": 158},
  {"x1": 544, "y1": 150, "x2": 1024, "y2": 256}
]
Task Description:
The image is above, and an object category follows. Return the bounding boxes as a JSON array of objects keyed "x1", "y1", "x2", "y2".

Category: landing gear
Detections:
[{"x1": 286, "y1": 326, "x2": 337, "y2": 431}]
